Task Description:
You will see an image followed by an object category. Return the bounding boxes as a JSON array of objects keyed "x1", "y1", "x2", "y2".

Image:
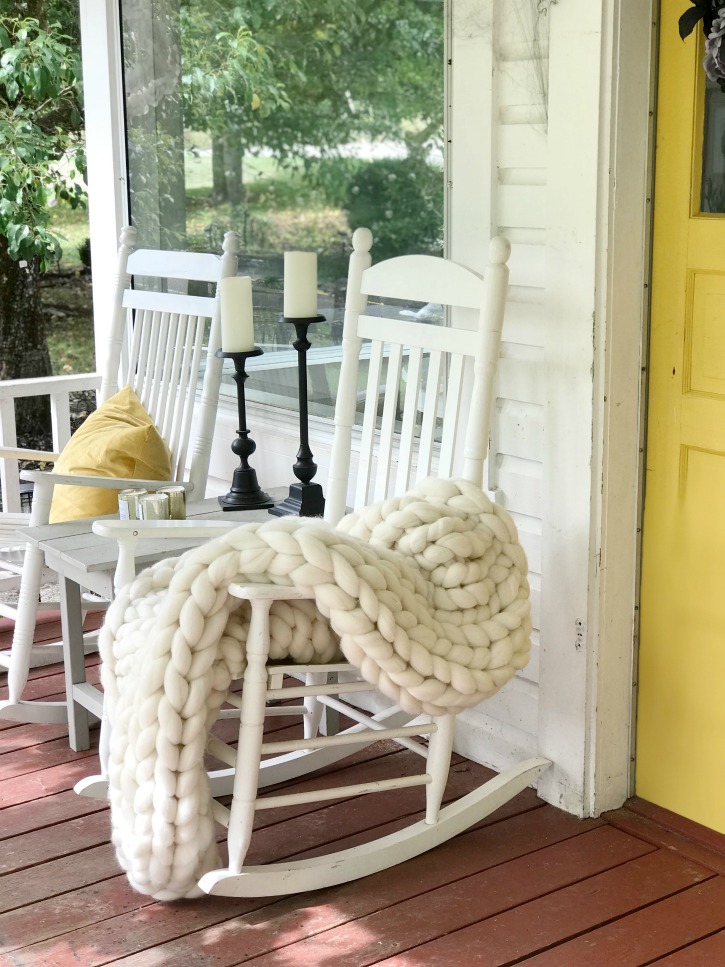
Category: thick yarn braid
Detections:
[{"x1": 99, "y1": 477, "x2": 531, "y2": 899}]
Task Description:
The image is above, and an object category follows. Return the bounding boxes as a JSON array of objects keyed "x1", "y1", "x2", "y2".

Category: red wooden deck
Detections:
[{"x1": 2, "y1": 620, "x2": 725, "y2": 966}]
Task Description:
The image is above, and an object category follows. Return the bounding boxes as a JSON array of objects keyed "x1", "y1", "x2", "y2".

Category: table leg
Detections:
[{"x1": 59, "y1": 574, "x2": 90, "y2": 751}]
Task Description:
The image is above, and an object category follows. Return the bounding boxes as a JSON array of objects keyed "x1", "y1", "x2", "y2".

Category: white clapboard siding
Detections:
[
  {"x1": 453, "y1": 0, "x2": 550, "y2": 772},
  {"x1": 499, "y1": 124, "x2": 548, "y2": 170},
  {"x1": 502, "y1": 300, "x2": 546, "y2": 348}
]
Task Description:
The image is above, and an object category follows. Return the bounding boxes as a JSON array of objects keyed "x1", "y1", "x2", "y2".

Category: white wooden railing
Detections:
[{"x1": 0, "y1": 373, "x2": 100, "y2": 517}]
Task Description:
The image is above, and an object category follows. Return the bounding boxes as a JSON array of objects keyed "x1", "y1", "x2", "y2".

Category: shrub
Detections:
[{"x1": 344, "y1": 156, "x2": 443, "y2": 261}]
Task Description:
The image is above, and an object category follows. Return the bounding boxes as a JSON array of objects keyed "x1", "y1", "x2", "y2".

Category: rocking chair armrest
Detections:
[
  {"x1": 19, "y1": 469, "x2": 194, "y2": 493},
  {"x1": 0, "y1": 446, "x2": 60, "y2": 462},
  {"x1": 93, "y1": 519, "x2": 235, "y2": 541},
  {"x1": 94, "y1": 518, "x2": 238, "y2": 591}
]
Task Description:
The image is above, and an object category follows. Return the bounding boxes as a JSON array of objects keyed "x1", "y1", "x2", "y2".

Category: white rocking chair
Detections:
[
  {"x1": 0, "y1": 225, "x2": 239, "y2": 725},
  {"x1": 81, "y1": 227, "x2": 550, "y2": 900}
]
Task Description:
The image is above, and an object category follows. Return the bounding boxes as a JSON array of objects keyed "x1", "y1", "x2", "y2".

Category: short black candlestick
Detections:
[
  {"x1": 269, "y1": 314, "x2": 326, "y2": 518},
  {"x1": 217, "y1": 348, "x2": 274, "y2": 511}
]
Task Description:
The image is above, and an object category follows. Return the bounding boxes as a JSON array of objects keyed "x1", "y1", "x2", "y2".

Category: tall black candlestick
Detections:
[
  {"x1": 269, "y1": 314, "x2": 326, "y2": 517},
  {"x1": 217, "y1": 348, "x2": 274, "y2": 511}
]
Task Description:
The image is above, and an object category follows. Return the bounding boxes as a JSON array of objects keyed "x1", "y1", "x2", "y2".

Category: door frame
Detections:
[{"x1": 584, "y1": 0, "x2": 656, "y2": 816}]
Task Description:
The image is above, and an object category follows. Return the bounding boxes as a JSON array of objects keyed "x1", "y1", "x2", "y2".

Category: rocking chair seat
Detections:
[{"x1": 100, "y1": 477, "x2": 531, "y2": 900}]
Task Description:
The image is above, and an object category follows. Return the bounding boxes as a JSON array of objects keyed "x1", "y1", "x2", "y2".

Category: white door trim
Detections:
[
  {"x1": 78, "y1": 0, "x2": 128, "y2": 356},
  {"x1": 585, "y1": 0, "x2": 655, "y2": 816}
]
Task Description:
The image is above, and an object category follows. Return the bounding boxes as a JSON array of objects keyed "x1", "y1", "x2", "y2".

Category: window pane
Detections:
[
  {"x1": 702, "y1": 78, "x2": 725, "y2": 213},
  {"x1": 121, "y1": 0, "x2": 445, "y2": 418}
]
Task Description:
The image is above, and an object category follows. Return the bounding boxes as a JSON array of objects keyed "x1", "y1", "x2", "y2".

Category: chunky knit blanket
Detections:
[{"x1": 99, "y1": 477, "x2": 531, "y2": 899}]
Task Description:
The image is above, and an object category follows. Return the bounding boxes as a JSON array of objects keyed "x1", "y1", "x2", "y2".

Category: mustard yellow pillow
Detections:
[{"x1": 48, "y1": 386, "x2": 172, "y2": 523}]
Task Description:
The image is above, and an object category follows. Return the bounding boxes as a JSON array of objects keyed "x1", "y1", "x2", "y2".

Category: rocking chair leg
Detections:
[
  {"x1": 303, "y1": 671, "x2": 327, "y2": 739},
  {"x1": 0, "y1": 545, "x2": 70, "y2": 725},
  {"x1": 425, "y1": 713, "x2": 455, "y2": 824},
  {"x1": 227, "y1": 598, "x2": 273, "y2": 875},
  {"x1": 6, "y1": 545, "x2": 43, "y2": 702}
]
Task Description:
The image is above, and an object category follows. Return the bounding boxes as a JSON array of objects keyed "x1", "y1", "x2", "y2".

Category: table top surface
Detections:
[{"x1": 17, "y1": 490, "x2": 289, "y2": 576}]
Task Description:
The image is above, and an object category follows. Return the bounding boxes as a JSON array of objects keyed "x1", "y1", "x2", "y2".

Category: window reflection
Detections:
[
  {"x1": 702, "y1": 78, "x2": 725, "y2": 212},
  {"x1": 120, "y1": 0, "x2": 445, "y2": 417}
]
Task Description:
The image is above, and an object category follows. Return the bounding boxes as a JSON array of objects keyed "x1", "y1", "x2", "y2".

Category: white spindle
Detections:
[
  {"x1": 395, "y1": 345, "x2": 424, "y2": 495},
  {"x1": 438, "y1": 353, "x2": 465, "y2": 477},
  {"x1": 374, "y1": 341, "x2": 403, "y2": 502},
  {"x1": 174, "y1": 317, "x2": 205, "y2": 481},
  {"x1": 49, "y1": 392, "x2": 72, "y2": 454},
  {"x1": 354, "y1": 338, "x2": 384, "y2": 510},
  {"x1": 417, "y1": 350, "x2": 443, "y2": 480},
  {"x1": 191, "y1": 231, "x2": 239, "y2": 495}
]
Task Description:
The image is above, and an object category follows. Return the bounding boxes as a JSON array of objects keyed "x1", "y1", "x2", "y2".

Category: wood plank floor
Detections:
[{"x1": 2, "y1": 625, "x2": 725, "y2": 966}]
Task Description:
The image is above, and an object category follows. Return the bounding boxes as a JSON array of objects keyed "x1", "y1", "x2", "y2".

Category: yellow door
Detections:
[{"x1": 637, "y1": 0, "x2": 725, "y2": 833}]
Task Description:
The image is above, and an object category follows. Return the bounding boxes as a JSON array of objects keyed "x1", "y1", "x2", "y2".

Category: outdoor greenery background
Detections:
[{"x1": 6, "y1": 0, "x2": 444, "y2": 397}]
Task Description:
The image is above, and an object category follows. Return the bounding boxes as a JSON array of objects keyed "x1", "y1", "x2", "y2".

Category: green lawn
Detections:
[{"x1": 42, "y1": 143, "x2": 354, "y2": 377}]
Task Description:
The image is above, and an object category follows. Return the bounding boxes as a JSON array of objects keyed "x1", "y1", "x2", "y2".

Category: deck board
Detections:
[{"x1": 2, "y1": 651, "x2": 725, "y2": 966}]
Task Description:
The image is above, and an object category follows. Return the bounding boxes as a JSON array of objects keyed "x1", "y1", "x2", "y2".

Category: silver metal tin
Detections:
[
  {"x1": 118, "y1": 488, "x2": 148, "y2": 520},
  {"x1": 155, "y1": 485, "x2": 186, "y2": 520},
  {"x1": 137, "y1": 493, "x2": 170, "y2": 520}
]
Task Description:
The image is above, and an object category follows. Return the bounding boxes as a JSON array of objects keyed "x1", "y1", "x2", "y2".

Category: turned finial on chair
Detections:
[
  {"x1": 222, "y1": 230, "x2": 241, "y2": 258},
  {"x1": 118, "y1": 225, "x2": 136, "y2": 252},
  {"x1": 352, "y1": 227, "x2": 373, "y2": 254},
  {"x1": 488, "y1": 235, "x2": 511, "y2": 264}
]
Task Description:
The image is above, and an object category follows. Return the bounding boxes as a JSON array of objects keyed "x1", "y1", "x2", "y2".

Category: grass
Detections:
[
  {"x1": 41, "y1": 147, "x2": 353, "y2": 376},
  {"x1": 42, "y1": 273, "x2": 96, "y2": 375},
  {"x1": 48, "y1": 201, "x2": 90, "y2": 270}
]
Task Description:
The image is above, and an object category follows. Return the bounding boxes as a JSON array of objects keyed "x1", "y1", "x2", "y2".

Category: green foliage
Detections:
[
  {"x1": 177, "y1": 0, "x2": 443, "y2": 158},
  {"x1": 180, "y1": 10, "x2": 287, "y2": 135},
  {"x1": 0, "y1": 15, "x2": 85, "y2": 269},
  {"x1": 345, "y1": 157, "x2": 443, "y2": 261}
]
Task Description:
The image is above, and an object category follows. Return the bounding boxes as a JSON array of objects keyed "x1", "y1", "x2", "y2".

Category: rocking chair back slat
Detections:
[
  {"x1": 360, "y1": 253, "x2": 484, "y2": 308},
  {"x1": 438, "y1": 351, "x2": 466, "y2": 478},
  {"x1": 394, "y1": 343, "x2": 424, "y2": 495},
  {"x1": 107, "y1": 232, "x2": 238, "y2": 494}
]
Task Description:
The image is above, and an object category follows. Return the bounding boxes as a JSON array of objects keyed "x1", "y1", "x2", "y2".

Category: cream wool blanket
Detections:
[{"x1": 99, "y1": 478, "x2": 531, "y2": 900}]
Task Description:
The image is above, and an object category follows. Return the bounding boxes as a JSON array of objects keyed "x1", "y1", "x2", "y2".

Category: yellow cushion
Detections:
[{"x1": 48, "y1": 386, "x2": 172, "y2": 524}]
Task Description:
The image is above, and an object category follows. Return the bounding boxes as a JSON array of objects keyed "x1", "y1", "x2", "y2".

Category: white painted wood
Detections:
[
  {"x1": 361, "y1": 254, "x2": 485, "y2": 307},
  {"x1": 536, "y1": 0, "x2": 603, "y2": 815},
  {"x1": 200, "y1": 758, "x2": 551, "y2": 896},
  {"x1": 78, "y1": 0, "x2": 127, "y2": 356},
  {"x1": 0, "y1": 399, "x2": 20, "y2": 515},
  {"x1": 446, "y1": 0, "x2": 550, "y2": 795},
  {"x1": 587, "y1": 0, "x2": 655, "y2": 815},
  {"x1": 0, "y1": 230, "x2": 239, "y2": 726}
]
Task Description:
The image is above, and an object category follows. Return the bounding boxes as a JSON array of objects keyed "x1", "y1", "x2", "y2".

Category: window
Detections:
[{"x1": 120, "y1": 0, "x2": 446, "y2": 418}]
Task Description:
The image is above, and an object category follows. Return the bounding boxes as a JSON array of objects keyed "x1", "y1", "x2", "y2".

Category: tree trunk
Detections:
[
  {"x1": 212, "y1": 135, "x2": 227, "y2": 203},
  {"x1": 223, "y1": 132, "x2": 244, "y2": 207},
  {"x1": 0, "y1": 239, "x2": 52, "y2": 446}
]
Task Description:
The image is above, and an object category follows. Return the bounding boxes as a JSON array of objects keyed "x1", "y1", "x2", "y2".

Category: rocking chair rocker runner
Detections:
[
  {"x1": 0, "y1": 226, "x2": 239, "y2": 726},
  {"x1": 82, "y1": 228, "x2": 551, "y2": 900}
]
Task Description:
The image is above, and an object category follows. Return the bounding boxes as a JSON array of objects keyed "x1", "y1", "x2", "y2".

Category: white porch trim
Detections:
[
  {"x1": 586, "y1": 0, "x2": 655, "y2": 816},
  {"x1": 78, "y1": 0, "x2": 128, "y2": 356}
]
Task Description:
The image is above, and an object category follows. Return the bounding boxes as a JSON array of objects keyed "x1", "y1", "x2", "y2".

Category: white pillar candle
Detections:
[
  {"x1": 283, "y1": 251, "x2": 318, "y2": 318},
  {"x1": 220, "y1": 276, "x2": 255, "y2": 352}
]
